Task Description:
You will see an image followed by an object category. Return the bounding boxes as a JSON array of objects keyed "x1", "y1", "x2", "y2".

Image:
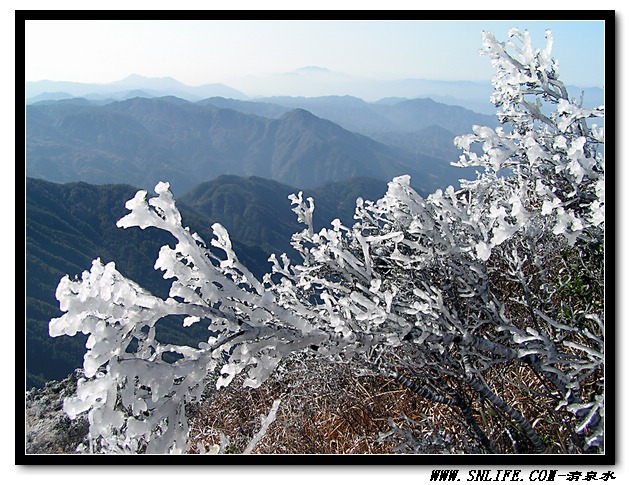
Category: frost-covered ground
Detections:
[{"x1": 25, "y1": 371, "x2": 89, "y2": 454}]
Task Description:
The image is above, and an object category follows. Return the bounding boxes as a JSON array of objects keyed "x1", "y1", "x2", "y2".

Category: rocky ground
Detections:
[{"x1": 24, "y1": 370, "x2": 89, "y2": 454}]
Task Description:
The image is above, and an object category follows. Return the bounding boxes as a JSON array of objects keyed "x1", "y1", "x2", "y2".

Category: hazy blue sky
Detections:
[{"x1": 25, "y1": 19, "x2": 605, "y2": 90}]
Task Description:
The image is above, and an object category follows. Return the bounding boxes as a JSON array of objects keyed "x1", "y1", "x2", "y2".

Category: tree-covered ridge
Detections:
[
  {"x1": 180, "y1": 175, "x2": 390, "y2": 258},
  {"x1": 25, "y1": 176, "x2": 389, "y2": 388},
  {"x1": 25, "y1": 178, "x2": 266, "y2": 388},
  {"x1": 26, "y1": 97, "x2": 428, "y2": 196}
]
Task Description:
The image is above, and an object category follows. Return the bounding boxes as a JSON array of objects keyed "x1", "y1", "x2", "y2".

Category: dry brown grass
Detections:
[
  {"x1": 186, "y1": 351, "x2": 597, "y2": 455},
  {"x1": 184, "y1": 221, "x2": 603, "y2": 455},
  {"x1": 470, "y1": 361, "x2": 589, "y2": 454},
  {"x1": 187, "y1": 355, "x2": 475, "y2": 454}
]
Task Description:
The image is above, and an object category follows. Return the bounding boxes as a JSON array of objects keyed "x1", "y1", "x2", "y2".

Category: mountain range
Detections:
[
  {"x1": 25, "y1": 74, "x2": 247, "y2": 104},
  {"x1": 27, "y1": 73, "x2": 600, "y2": 389},
  {"x1": 26, "y1": 94, "x2": 490, "y2": 196},
  {"x1": 26, "y1": 72, "x2": 605, "y2": 115},
  {"x1": 24, "y1": 80, "x2": 505, "y2": 389},
  {"x1": 203, "y1": 94, "x2": 500, "y2": 136}
]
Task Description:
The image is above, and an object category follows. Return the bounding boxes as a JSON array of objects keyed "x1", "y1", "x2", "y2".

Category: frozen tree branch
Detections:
[{"x1": 49, "y1": 28, "x2": 605, "y2": 454}]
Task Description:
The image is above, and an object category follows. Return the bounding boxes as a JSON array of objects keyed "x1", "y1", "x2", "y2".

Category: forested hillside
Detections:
[
  {"x1": 26, "y1": 98, "x2": 424, "y2": 195},
  {"x1": 25, "y1": 175, "x2": 389, "y2": 388},
  {"x1": 26, "y1": 178, "x2": 264, "y2": 387},
  {"x1": 180, "y1": 175, "x2": 390, "y2": 257}
]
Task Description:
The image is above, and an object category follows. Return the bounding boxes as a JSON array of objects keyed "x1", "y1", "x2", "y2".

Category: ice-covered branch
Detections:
[{"x1": 49, "y1": 28, "x2": 604, "y2": 454}]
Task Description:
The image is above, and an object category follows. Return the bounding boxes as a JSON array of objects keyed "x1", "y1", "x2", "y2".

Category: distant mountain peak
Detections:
[
  {"x1": 281, "y1": 107, "x2": 319, "y2": 121},
  {"x1": 402, "y1": 97, "x2": 438, "y2": 106},
  {"x1": 279, "y1": 107, "x2": 341, "y2": 130},
  {"x1": 295, "y1": 66, "x2": 332, "y2": 73},
  {"x1": 119, "y1": 73, "x2": 151, "y2": 82},
  {"x1": 113, "y1": 74, "x2": 186, "y2": 89},
  {"x1": 288, "y1": 107, "x2": 313, "y2": 115}
]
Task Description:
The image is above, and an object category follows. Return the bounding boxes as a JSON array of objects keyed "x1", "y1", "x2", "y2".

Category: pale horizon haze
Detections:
[{"x1": 25, "y1": 19, "x2": 606, "y2": 98}]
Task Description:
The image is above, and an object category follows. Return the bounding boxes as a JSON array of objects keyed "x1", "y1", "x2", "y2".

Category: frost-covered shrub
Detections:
[{"x1": 49, "y1": 29, "x2": 604, "y2": 454}]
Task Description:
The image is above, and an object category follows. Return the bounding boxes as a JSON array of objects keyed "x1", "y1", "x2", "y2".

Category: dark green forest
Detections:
[{"x1": 25, "y1": 176, "x2": 390, "y2": 388}]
